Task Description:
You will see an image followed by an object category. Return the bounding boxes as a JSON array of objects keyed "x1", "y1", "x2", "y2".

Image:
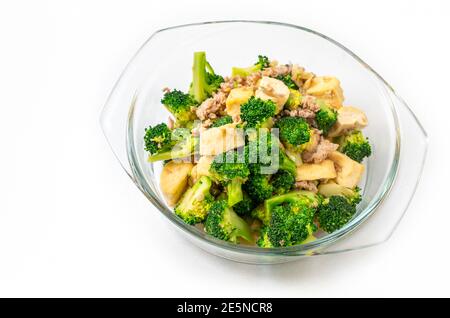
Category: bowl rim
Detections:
[{"x1": 126, "y1": 20, "x2": 401, "y2": 256}]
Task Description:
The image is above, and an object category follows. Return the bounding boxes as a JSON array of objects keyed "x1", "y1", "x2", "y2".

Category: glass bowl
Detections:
[{"x1": 100, "y1": 21, "x2": 427, "y2": 264}]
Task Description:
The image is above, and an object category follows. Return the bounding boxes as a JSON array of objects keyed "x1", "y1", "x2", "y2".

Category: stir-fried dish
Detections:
[{"x1": 144, "y1": 52, "x2": 372, "y2": 247}]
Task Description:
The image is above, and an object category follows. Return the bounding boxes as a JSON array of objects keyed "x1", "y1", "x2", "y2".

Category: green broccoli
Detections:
[
  {"x1": 161, "y1": 89, "x2": 197, "y2": 126},
  {"x1": 231, "y1": 55, "x2": 270, "y2": 77},
  {"x1": 276, "y1": 74, "x2": 298, "y2": 89},
  {"x1": 274, "y1": 116, "x2": 311, "y2": 152},
  {"x1": 209, "y1": 149, "x2": 250, "y2": 207},
  {"x1": 189, "y1": 51, "x2": 224, "y2": 103},
  {"x1": 240, "y1": 97, "x2": 276, "y2": 129},
  {"x1": 243, "y1": 174, "x2": 274, "y2": 203},
  {"x1": 255, "y1": 191, "x2": 319, "y2": 247},
  {"x1": 336, "y1": 130, "x2": 372, "y2": 162},
  {"x1": 317, "y1": 195, "x2": 356, "y2": 233},
  {"x1": 271, "y1": 170, "x2": 295, "y2": 195},
  {"x1": 316, "y1": 182, "x2": 362, "y2": 233},
  {"x1": 316, "y1": 100, "x2": 337, "y2": 134},
  {"x1": 205, "y1": 200, "x2": 252, "y2": 243},
  {"x1": 233, "y1": 193, "x2": 255, "y2": 216},
  {"x1": 147, "y1": 128, "x2": 197, "y2": 162},
  {"x1": 211, "y1": 115, "x2": 233, "y2": 128},
  {"x1": 144, "y1": 123, "x2": 173, "y2": 155},
  {"x1": 285, "y1": 89, "x2": 302, "y2": 110},
  {"x1": 174, "y1": 176, "x2": 214, "y2": 224},
  {"x1": 318, "y1": 182, "x2": 362, "y2": 206},
  {"x1": 245, "y1": 130, "x2": 296, "y2": 176}
]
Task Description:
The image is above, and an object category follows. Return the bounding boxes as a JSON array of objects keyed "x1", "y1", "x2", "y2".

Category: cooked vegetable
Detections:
[
  {"x1": 336, "y1": 130, "x2": 372, "y2": 162},
  {"x1": 256, "y1": 191, "x2": 319, "y2": 247},
  {"x1": 276, "y1": 74, "x2": 298, "y2": 89},
  {"x1": 148, "y1": 129, "x2": 196, "y2": 162},
  {"x1": 144, "y1": 123, "x2": 173, "y2": 155},
  {"x1": 161, "y1": 90, "x2": 197, "y2": 126},
  {"x1": 318, "y1": 195, "x2": 357, "y2": 233},
  {"x1": 190, "y1": 51, "x2": 224, "y2": 103},
  {"x1": 271, "y1": 170, "x2": 295, "y2": 195},
  {"x1": 209, "y1": 149, "x2": 250, "y2": 207},
  {"x1": 205, "y1": 200, "x2": 252, "y2": 243},
  {"x1": 285, "y1": 89, "x2": 302, "y2": 110},
  {"x1": 211, "y1": 115, "x2": 233, "y2": 128},
  {"x1": 175, "y1": 176, "x2": 214, "y2": 224},
  {"x1": 274, "y1": 117, "x2": 311, "y2": 152},
  {"x1": 231, "y1": 55, "x2": 270, "y2": 77},
  {"x1": 240, "y1": 96, "x2": 276, "y2": 129},
  {"x1": 316, "y1": 100, "x2": 338, "y2": 134}
]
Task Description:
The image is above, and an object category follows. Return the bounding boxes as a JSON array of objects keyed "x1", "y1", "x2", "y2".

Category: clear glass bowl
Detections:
[{"x1": 100, "y1": 21, "x2": 428, "y2": 264}]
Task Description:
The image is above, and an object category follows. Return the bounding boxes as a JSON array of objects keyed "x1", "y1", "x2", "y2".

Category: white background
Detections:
[{"x1": 0, "y1": 0, "x2": 449, "y2": 297}]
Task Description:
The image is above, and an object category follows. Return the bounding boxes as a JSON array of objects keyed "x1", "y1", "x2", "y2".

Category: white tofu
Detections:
[
  {"x1": 255, "y1": 76, "x2": 290, "y2": 114},
  {"x1": 160, "y1": 161, "x2": 194, "y2": 206},
  {"x1": 199, "y1": 123, "x2": 245, "y2": 156},
  {"x1": 328, "y1": 151, "x2": 364, "y2": 188},
  {"x1": 328, "y1": 106, "x2": 368, "y2": 137},
  {"x1": 296, "y1": 159, "x2": 337, "y2": 181}
]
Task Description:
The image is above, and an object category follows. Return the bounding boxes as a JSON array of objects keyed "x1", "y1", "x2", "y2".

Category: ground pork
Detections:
[
  {"x1": 302, "y1": 137, "x2": 339, "y2": 164},
  {"x1": 295, "y1": 180, "x2": 318, "y2": 193},
  {"x1": 284, "y1": 108, "x2": 316, "y2": 119},
  {"x1": 195, "y1": 91, "x2": 227, "y2": 120},
  {"x1": 262, "y1": 61, "x2": 292, "y2": 78},
  {"x1": 290, "y1": 64, "x2": 315, "y2": 90},
  {"x1": 301, "y1": 95, "x2": 320, "y2": 112}
]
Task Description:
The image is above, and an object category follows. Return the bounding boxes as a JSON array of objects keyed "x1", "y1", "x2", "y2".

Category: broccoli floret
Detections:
[
  {"x1": 205, "y1": 200, "x2": 252, "y2": 243},
  {"x1": 317, "y1": 195, "x2": 357, "y2": 233},
  {"x1": 209, "y1": 149, "x2": 250, "y2": 207},
  {"x1": 211, "y1": 115, "x2": 233, "y2": 128},
  {"x1": 174, "y1": 176, "x2": 214, "y2": 224},
  {"x1": 231, "y1": 55, "x2": 270, "y2": 77},
  {"x1": 144, "y1": 123, "x2": 173, "y2": 155},
  {"x1": 318, "y1": 182, "x2": 362, "y2": 206},
  {"x1": 276, "y1": 74, "x2": 298, "y2": 89},
  {"x1": 233, "y1": 193, "x2": 255, "y2": 216},
  {"x1": 285, "y1": 89, "x2": 302, "y2": 110},
  {"x1": 240, "y1": 97, "x2": 276, "y2": 129},
  {"x1": 337, "y1": 131, "x2": 372, "y2": 162},
  {"x1": 256, "y1": 191, "x2": 319, "y2": 247},
  {"x1": 189, "y1": 52, "x2": 224, "y2": 103},
  {"x1": 243, "y1": 174, "x2": 274, "y2": 203},
  {"x1": 274, "y1": 116, "x2": 311, "y2": 151},
  {"x1": 161, "y1": 89, "x2": 197, "y2": 126},
  {"x1": 245, "y1": 130, "x2": 296, "y2": 176},
  {"x1": 147, "y1": 129, "x2": 197, "y2": 162},
  {"x1": 271, "y1": 170, "x2": 295, "y2": 195},
  {"x1": 316, "y1": 100, "x2": 337, "y2": 134},
  {"x1": 144, "y1": 125, "x2": 197, "y2": 162}
]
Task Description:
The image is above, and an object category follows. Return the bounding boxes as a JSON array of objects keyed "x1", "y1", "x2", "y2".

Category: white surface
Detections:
[{"x1": 0, "y1": 0, "x2": 449, "y2": 297}]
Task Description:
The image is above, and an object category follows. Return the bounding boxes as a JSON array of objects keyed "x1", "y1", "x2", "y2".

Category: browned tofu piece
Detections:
[
  {"x1": 160, "y1": 161, "x2": 194, "y2": 206},
  {"x1": 296, "y1": 159, "x2": 337, "y2": 181}
]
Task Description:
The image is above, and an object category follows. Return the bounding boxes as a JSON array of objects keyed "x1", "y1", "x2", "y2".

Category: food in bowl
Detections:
[{"x1": 143, "y1": 51, "x2": 372, "y2": 248}]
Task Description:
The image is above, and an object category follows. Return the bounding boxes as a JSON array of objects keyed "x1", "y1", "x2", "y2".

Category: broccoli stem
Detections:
[
  {"x1": 192, "y1": 52, "x2": 208, "y2": 103},
  {"x1": 147, "y1": 137, "x2": 196, "y2": 162},
  {"x1": 227, "y1": 179, "x2": 243, "y2": 207},
  {"x1": 226, "y1": 208, "x2": 253, "y2": 242}
]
